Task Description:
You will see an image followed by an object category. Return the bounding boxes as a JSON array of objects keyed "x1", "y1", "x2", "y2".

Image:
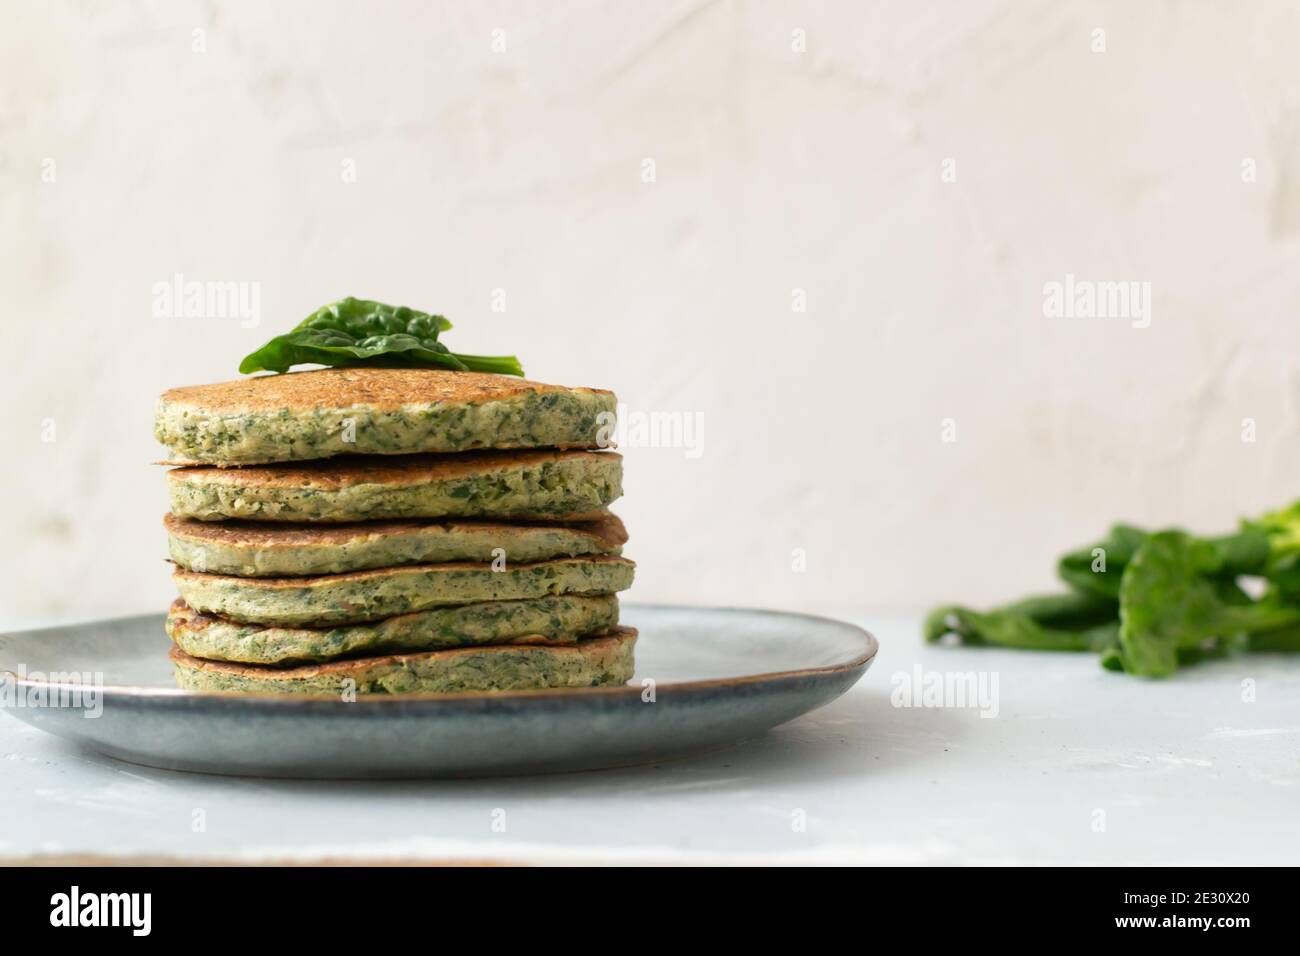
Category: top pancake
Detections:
[
  {"x1": 154, "y1": 367, "x2": 617, "y2": 465},
  {"x1": 159, "y1": 367, "x2": 612, "y2": 413}
]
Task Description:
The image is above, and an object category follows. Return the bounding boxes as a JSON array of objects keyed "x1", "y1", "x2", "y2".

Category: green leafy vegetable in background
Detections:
[
  {"x1": 1057, "y1": 524, "x2": 1269, "y2": 600},
  {"x1": 1242, "y1": 500, "x2": 1300, "y2": 598},
  {"x1": 926, "y1": 503, "x2": 1300, "y2": 678},
  {"x1": 1057, "y1": 524, "x2": 1147, "y2": 599},
  {"x1": 924, "y1": 592, "x2": 1117, "y2": 652},
  {"x1": 239, "y1": 297, "x2": 524, "y2": 376},
  {"x1": 1116, "y1": 531, "x2": 1299, "y2": 677}
]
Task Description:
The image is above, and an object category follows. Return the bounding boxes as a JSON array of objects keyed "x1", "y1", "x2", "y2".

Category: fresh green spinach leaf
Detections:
[
  {"x1": 927, "y1": 511, "x2": 1298, "y2": 678},
  {"x1": 925, "y1": 591, "x2": 1118, "y2": 653},
  {"x1": 1116, "y1": 531, "x2": 1300, "y2": 677},
  {"x1": 1058, "y1": 524, "x2": 1269, "y2": 600},
  {"x1": 1242, "y1": 500, "x2": 1300, "y2": 598},
  {"x1": 239, "y1": 297, "x2": 524, "y2": 376},
  {"x1": 1057, "y1": 524, "x2": 1149, "y2": 599}
]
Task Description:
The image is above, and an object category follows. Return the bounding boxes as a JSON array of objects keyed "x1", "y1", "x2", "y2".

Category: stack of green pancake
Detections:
[{"x1": 153, "y1": 368, "x2": 636, "y2": 696}]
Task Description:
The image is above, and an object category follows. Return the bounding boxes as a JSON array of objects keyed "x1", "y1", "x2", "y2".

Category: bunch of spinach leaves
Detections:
[
  {"x1": 239, "y1": 297, "x2": 524, "y2": 376},
  {"x1": 925, "y1": 507, "x2": 1300, "y2": 677}
]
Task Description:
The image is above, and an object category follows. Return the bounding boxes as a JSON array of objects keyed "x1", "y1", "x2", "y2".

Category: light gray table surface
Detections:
[{"x1": 3, "y1": 612, "x2": 1297, "y2": 865}]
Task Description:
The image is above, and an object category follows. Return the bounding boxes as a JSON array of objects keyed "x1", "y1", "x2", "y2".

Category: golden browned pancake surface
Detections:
[{"x1": 159, "y1": 367, "x2": 612, "y2": 413}]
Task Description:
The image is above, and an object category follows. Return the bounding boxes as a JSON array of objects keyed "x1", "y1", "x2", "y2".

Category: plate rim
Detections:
[{"x1": 0, "y1": 603, "x2": 878, "y2": 711}]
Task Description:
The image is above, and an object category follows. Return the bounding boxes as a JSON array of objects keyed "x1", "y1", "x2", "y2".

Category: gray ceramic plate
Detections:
[{"x1": 0, "y1": 604, "x2": 876, "y2": 779}]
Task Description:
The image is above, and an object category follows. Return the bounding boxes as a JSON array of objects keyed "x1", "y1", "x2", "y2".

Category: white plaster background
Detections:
[{"x1": 4, "y1": 0, "x2": 1300, "y2": 625}]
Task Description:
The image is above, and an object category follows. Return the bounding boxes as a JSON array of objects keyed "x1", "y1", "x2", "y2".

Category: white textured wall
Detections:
[{"x1": 5, "y1": 0, "x2": 1300, "y2": 625}]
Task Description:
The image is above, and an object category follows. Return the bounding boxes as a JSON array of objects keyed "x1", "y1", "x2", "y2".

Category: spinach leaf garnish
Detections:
[{"x1": 239, "y1": 297, "x2": 523, "y2": 376}]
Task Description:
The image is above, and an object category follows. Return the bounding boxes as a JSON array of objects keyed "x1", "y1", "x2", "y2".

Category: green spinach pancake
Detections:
[
  {"x1": 166, "y1": 594, "x2": 620, "y2": 664},
  {"x1": 173, "y1": 555, "x2": 635, "y2": 626},
  {"x1": 155, "y1": 367, "x2": 616, "y2": 466},
  {"x1": 171, "y1": 627, "x2": 638, "y2": 695},
  {"x1": 167, "y1": 449, "x2": 622, "y2": 523},
  {"x1": 165, "y1": 512, "x2": 627, "y2": 577}
]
